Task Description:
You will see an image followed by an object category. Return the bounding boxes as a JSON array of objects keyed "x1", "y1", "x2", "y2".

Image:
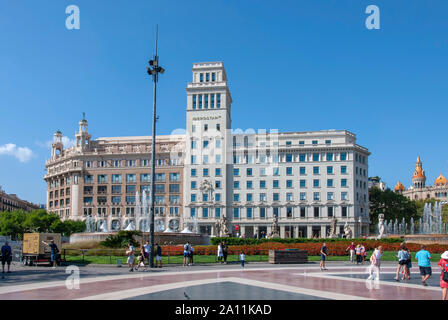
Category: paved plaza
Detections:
[{"x1": 0, "y1": 261, "x2": 444, "y2": 300}]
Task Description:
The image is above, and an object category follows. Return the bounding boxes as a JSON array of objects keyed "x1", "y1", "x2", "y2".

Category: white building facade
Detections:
[{"x1": 183, "y1": 62, "x2": 370, "y2": 238}]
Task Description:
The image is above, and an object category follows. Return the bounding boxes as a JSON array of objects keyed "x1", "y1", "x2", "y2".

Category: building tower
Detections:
[
  {"x1": 51, "y1": 130, "x2": 64, "y2": 159},
  {"x1": 75, "y1": 113, "x2": 91, "y2": 152},
  {"x1": 184, "y1": 62, "x2": 233, "y2": 235},
  {"x1": 412, "y1": 156, "x2": 426, "y2": 189}
]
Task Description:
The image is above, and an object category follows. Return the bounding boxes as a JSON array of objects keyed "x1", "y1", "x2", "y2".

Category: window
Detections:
[
  {"x1": 273, "y1": 180, "x2": 279, "y2": 188},
  {"x1": 300, "y1": 192, "x2": 306, "y2": 201},
  {"x1": 215, "y1": 193, "x2": 221, "y2": 201},
  {"x1": 342, "y1": 206, "x2": 348, "y2": 217},
  {"x1": 341, "y1": 166, "x2": 347, "y2": 174},
  {"x1": 112, "y1": 174, "x2": 121, "y2": 183},
  {"x1": 203, "y1": 208, "x2": 208, "y2": 218},
  {"x1": 200, "y1": 73, "x2": 204, "y2": 82},
  {"x1": 204, "y1": 124, "x2": 208, "y2": 131},
  {"x1": 203, "y1": 193, "x2": 209, "y2": 202},
  {"x1": 234, "y1": 168, "x2": 240, "y2": 176},
  {"x1": 246, "y1": 193, "x2": 253, "y2": 202},
  {"x1": 233, "y1": 207, "x2": 239, "y2": 218},
  {"x1": 286, "y1": 193, "x2": 293, "y2": 201},
  {"x1": 191, "y1": 208, "x2": 196, "y2": 217},
  {"x1": 155, "y1": 184, "x2": 165, "y2": 193},
  {"x1": 246, "y1": 181, "x2": 253, "y2": 189},
  {"x1": 247, "y1": 168, "x2": 253, "y2": 176},
  {"x1": 234, "y1": 181, "x2": 240, "y2": 189},
  {"x1": 169, "y1": 184, "x2": 180, "y2": 193},
  {"x1": 206, "y1": 73, "x2": 209, "y2": 82},
  {"x1": 203, "y1": 168, "x2": 209, "y2": 176},
  {"x1": 327, "y1": 179, "x2": 334, "y2": 187},
  {"x1": 273, "y1": 167, "x2": 279, "y2": 176},
  {"x1": 313, "y1": 166, "x2": 319, "y2": 174},
  {"x1": 286, "y1": 180, "x2": 293, "y2": 188},
  {"x1": 191, "y1": 181, "x2": 197, "y2": 189},
  {"x1": 340, "y1": 152, "x2": 347, "y2": 161},
  {"x1": 216, "y1": 139, "x2": 221, "y2": 148},
  {"x1": 112, "y1": 185, "x2": 121, "y2": 194},
  {"x1": 170, "y1": 173, "x2": 180, "y2": 182},
  {"x1": 286, "y1": 207, "x2": 293, "y2": 218},
  {"x1": 273, "y1": 207, "x2": 279, "y2": 217},
  {"x1": 328, "y1": 206, "x2": 334, "y2": 217},
  {"x1": 273, "y1": 193, "x2": 280, "y2": 201},
  {"x1": 97, "y1": 175, "x2": 108, "y2": 184},
  {"x1": 191, "y1": 155, "x2": 196, "y2": 164},
  {"x1": 313, "y1": 179, "x2": 320, "y2": 187},
  {"x1": 327, "y1": 192, "x2": 334, "y2": 200},
  {"x1": 312, "y1": 140, "x2": 318, "y2": 145},
  {"x1": 126, "y1": 196, "x2": 135, "y2": 204},
  {"x1": 286, "y1": 141, "x2": 292, "y2": 146},
  {"x1": 215, "y1": 207, "x2": 221, "y2": 218},
  {"x1": 234, "y1": 193, "x2": 240, "y2": 202},
  {"x1": 203, "y1": 155, "x2": 209, "y2": 164},
  {"x1": 300, "y1": 167, "x2": 306, "y2": 175},
  {"x1": 112, "y1": 196, "x2": 121, "y2": 204},
  {"x1": 325, "y1": 140, "x2": 331, "y2": 145},
  {"x1": 259, "y1": 181, "x2": 266, "y2": 190},
  {"x1": 247, "y1": 207, "x2": 253, "y2": 218},
  {"x1": 327, "y1": 153, "x2": 333, "y2": 161},
  {"x1": 300, "y1": 207, "x2": 306, "y2": 217},
  {"x1": 327, "y1": 166, "x2": 333, "y2": 174},
  {"x1": 341, "y1": 179, "x2": 347, "y2": 187},
  {"x1": 313, "y1": 153, "x2": 319, "y2": 161},
  {"x1": 341, "y1": 192, "x2": 348, "y2": 200},
  {"x1": 299, "y1": 154, "x2": 306, "y2": 162},
  {"x1": 215, "y1": 181, "x2": 221, "y2": 189},
  {"x1": 191, "y1": 194, "x2": 196, "y2": 202},
  {"x1": 286, "y1": 167, "x2": 293, "y2": 175},
  {"x1": 126, "y1": 174, "x2": 136, "y2": 183},
  {"x1": 212, "y1": 72, "x2": 216, "y2": 81},
  {"x1": 313, "y1": 192, "x2": 320, "y2": 201},
  {"x1": 300, "y1": 180, "x2": 306, "y2": 188},
  {"x1": 215, "y1": 168, "x2": 221, "y2": 176},
  {"x1": 314, "y1": 207, "x2": 319, "y2": 217},
  {"x1": 141, "y1": 174, "x2": 150, "y2": 182},
  {"x1": 155, "y1": 173, "x2": 165, "y2": 182},
  {"x1": 216, "y1": 124, "x2": 220, "y2": 131},
  {"x1": 203, "y1": 140, "x2": 209, "y2": 148},
  {"x1": 127, "y1": 160, "x2": 136, "y2": 167},
  {"x1": 260, "y1": 193, "x2": 267, "y2": 201},
  {"x1": 191, "y1": 169, "x2": 197, "y2": 177},
  {"x1": 286, "y1": 154, "x2": 293, "y2": 162},
  {"x1": 193, "y1": 95, "x2": 197, "y2": 109},
  {"x1": 217, "y1": 93, "x2": 221, "y2": 108},
  {"x1": 126, "y1": 185, "x2": 136, "y2": 194}
]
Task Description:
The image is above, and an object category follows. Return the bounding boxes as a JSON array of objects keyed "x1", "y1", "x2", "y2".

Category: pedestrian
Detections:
[
  {"x1": 136, "y1": 245, "x2": 147, "y2": 271},
  {"x1": 355, "y1": 244, "x2": 362, "y2": 265},
  {"x1": 320, "y1": 242, "x2": 328, "y2": 271},
  {"x1": 155, "y1": 243, "x2": 162, "y2": 268},
  {"x1": 367, "y1": 246, "x2": 383, "y2": 280},
  {"x1": 240, "y1": 251, "x2": 246, "y2": 268},
  {"x1": 183, "y1": 242, "x2": 190, "y2": 266},
  {"x1": 438, "y1": 251, "x2": 448, "y2": 300},
  {"x1": 394, "y1": 244, "x2": 410, "y2": 281},
  {"x1": 217, "y1": 242, "x2": 224, "y2": 264},
  {"x1": 415, "y1": 245, "x2": 432, "y2": 286},
  {"x1": 1, "y1": 241, "x2": 12, "y2": 275},
  {"x1": 144, "y1": 241, "x2": 151, "y2": 265},
  {"x1": 222, "y1": 241, "x2": 228, "y2": 264},
  {"x1": 360, "y1": 243, "x2": 366, "y2": 264},
  {"x1": 346, "y1": 242, "x2": 355, "y2": 264},
  {"x1": 126, "y1": 242, "x2": 135, "y2": 272},
  {"x1": 41, "y1": 239, "x2": 59, "y2": 268},
  {"x1": 405, "y1": 247, "x2": 412, "y2": 280},
  {"x1": 189, "y1": 244, "x2": 194, "y2": 266}
]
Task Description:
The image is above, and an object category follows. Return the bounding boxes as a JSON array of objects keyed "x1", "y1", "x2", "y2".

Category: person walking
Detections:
[
  {"x1": 438, "y1": 251, "x2": 448, "y2": 300},
  {"x1": 189, "y1": 245, "x2": 194, "y2": 266},
  {"x1": 222, "y1": 241, "x2": 228, "y2": 264},
  {"x1": 1, "y1": 241, "x2": 12, "y2": 275},
  {"x1": 355, "y1": 244, "x2": 362, "y2": 265},
  {"x1": 144, "y1": 241, "x2": 151, "y2": 265},
  {"x1": 240, "y1": 251, "x2": 246, "y2": 268},
  {"x1": 346, "y1": 242, "x2": 355, "y2": 264},
  {"x1": 136, "y1": 245, "x2": 147, "y2": 272},
  {"x1": 367, "y1": 246, "x2": 383, "y2": 280},
  {"x1": 415, "y1": 245, "x2": 432, "y2": 286},
  {"x1": 405, "y1": 247, "x2": 412, "y2": 280},
  {"x1": 394, "y1": 244, "x2": 410, "y2": 281},
  {"x1": 320, "y1": 242, "x2": 328, "y2": 271},
  {"x1": 183, "y1": 242, "x2": 190, "y2": 267},
  {"x1": 217, "y1": 242, "x2": 224, "y2": 264},
  {"x1": 360, "y1": 244, "x2": 366, "y2": 265},
  {"x1": 155, "y1": 243, "x2": 162, "y2": 268},
  {"x1": 126, "y1": 242, "x2": 135, "y2": 272},
  {"x1": 42, "y1": 239, "x2": 59, "y2": 268}
]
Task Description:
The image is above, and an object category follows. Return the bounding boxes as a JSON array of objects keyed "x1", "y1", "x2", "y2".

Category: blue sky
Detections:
[{"x1": 1, "y1": 0, "x2": 447, "y2": 204}]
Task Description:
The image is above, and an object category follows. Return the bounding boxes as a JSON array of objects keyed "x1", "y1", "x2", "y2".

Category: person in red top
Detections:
[
  {"x1": 438, "y1": 251, "x2": 448, "y2": 300},
  {"x1": 346, "y1": 242, "x2": 355, "y2": 264}
]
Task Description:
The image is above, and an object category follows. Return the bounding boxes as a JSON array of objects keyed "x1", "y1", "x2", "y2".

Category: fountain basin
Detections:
[
  {"x1": 403, "y1": 234, "x2": 448, "y2": 245},
  {"x1": 70, "y1": 231, "x2": 210, "y2": 245}
]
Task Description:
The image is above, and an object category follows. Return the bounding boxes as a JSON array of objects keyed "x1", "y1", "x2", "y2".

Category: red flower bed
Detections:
[{"x1": 160, "y1": 241, "x2": 448, "y2": 256}]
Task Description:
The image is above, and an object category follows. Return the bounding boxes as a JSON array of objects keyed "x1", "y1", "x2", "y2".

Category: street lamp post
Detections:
[{"x1": 147, "y1": 25, "x2": 165, "y2": 268}]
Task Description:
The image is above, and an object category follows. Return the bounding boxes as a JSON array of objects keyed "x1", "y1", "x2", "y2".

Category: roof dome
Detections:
[
  {"x1": 394, "y1": 181, "x2": 405, "y2": 191},
  {"x1": 434, "y1": 174, "x2": 447, "y2": 186},
  {"x1": 412, "y1": 156, "x2": 426, "y2": 180}
]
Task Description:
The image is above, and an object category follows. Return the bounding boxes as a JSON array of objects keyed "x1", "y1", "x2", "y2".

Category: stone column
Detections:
[
  {"x1": 280, "y1": 226, "x2": 286, "y2": 238},
  {"x1": 321, "y1": 225, "x2": 326, "y2": 238},
  {"x1": 254, "y1": 225, "x2": 259, "y2": 238},
  {"x1": 307, "y1": 225, "x2": 313, "y2": 239},
  {"x1": 240, "y1": 225, "x2": 246, "y2": 237},
  {"x1": 294, "y1": 225, "x2": 299, "y2": 238}
]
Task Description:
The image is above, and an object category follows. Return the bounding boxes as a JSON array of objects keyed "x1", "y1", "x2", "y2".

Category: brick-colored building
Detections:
[{"x1": 0, "y1": 187, "x2": 40, "y2": 212}]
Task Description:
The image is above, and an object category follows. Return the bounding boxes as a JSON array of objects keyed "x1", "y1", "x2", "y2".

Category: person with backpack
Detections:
[
  {"x1": 1, "y1": 241, "x2": 12, "y2": 275},
  {"x1": 438, "y1": 251, "x2": 448, "y2": 300},
  {"x1": 394, "y1": 244, "x2": 410, "y2": 281},
  {"x1": 42, "y1": 239, "x2": 59, "y2": 268},
  {"x1": 183, "y1": 242, "x2": 190, "y2": 266}
]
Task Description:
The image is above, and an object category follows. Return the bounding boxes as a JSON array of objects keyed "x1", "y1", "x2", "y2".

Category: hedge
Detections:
[{"x1": 210, "y1": 237, "x2": 404, "y2": 246}]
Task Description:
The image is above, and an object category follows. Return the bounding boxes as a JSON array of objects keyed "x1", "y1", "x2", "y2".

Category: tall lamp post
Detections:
[{"x1": 146, "y1": 25, "x2": 165, "y2": 268}]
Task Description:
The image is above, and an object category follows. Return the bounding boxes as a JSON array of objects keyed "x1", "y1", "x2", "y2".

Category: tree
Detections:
[
  {"x1": 0, "y1": 210, "x2": 27, "y2": 240},
  {"x1": 369, "y1": 188, "x2": 418, "y2": 232}
]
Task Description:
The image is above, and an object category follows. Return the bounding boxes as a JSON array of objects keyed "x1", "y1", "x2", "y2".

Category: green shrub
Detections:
[{"x1": 100, "y1": 230, "x2": 142, "y2": 248}]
